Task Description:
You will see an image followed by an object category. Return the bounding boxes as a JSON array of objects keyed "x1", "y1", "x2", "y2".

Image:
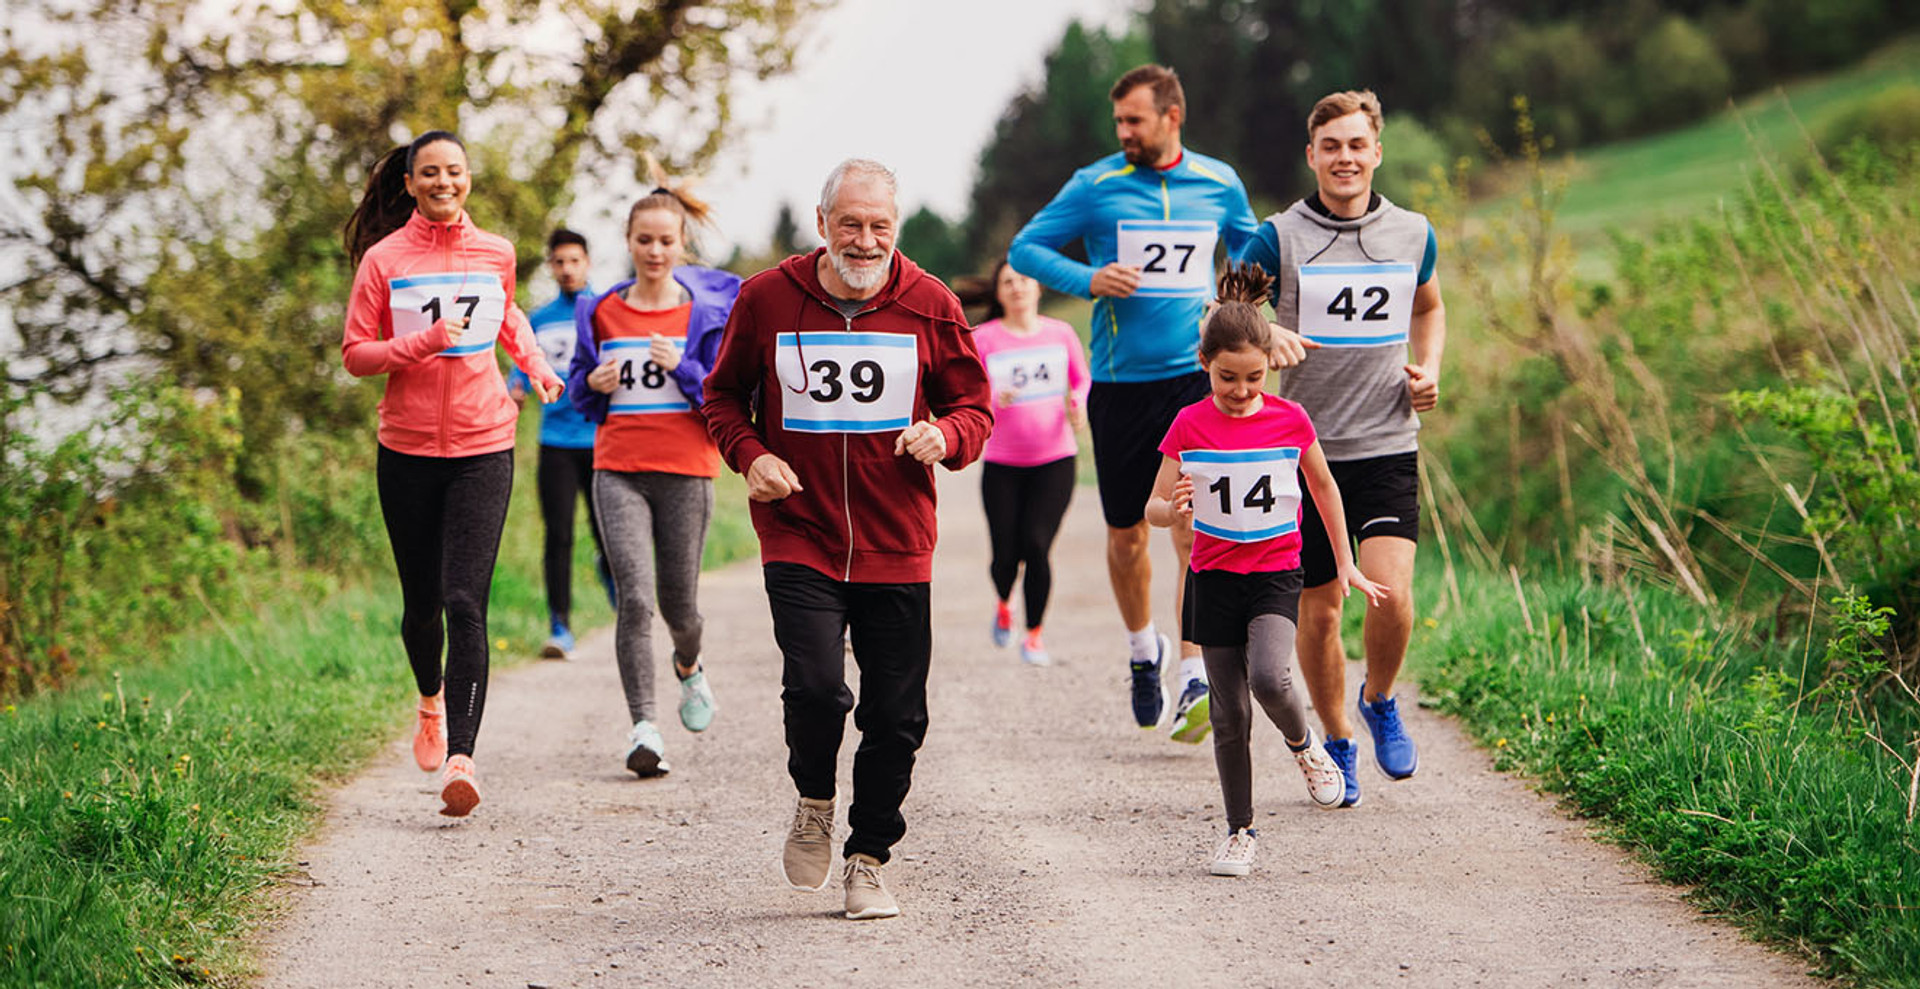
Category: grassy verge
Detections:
[
  {"x1": 1415, "y1": 566, "x2": 1920, "y2": 987},
  {"x1": 0, "y1": 422, "x2": 755, "y2": 987}
]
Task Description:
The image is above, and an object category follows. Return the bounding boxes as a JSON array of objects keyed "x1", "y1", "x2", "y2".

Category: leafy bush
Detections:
[
  {"x1": 1632, "y1": 16, "x2": 1734, "y2": 130},
  {"x1": 1375, "y1": 116, "x2": 1452, "y2": 204},
  {"x1": 1815, "y1": 83, "x2": 1920, "y2": 156}
]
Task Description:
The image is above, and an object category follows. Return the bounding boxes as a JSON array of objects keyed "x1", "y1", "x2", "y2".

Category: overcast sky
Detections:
[{"x1": 569, "y1": 0, "x2": 1130, "y2": 283}]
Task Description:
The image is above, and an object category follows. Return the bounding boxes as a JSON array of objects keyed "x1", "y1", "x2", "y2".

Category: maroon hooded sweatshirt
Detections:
[{"x1": 702, "y1": 248, "x2": 994, "y2": 584}]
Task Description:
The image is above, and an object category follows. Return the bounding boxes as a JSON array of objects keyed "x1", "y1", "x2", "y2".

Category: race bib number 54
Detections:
[
  {"x1": 1117, "y1": 220, "x2": 1218, "y2": 298},
  {"x1": 776, "y1": 332, "x2": 919, "y2": 434},
  {"x1": 387, "y1": 272, "x2": 508, "y2": 357},
  {"x1": 985, "y1": 344, "x2": 1068, "y2": 405},
  {"x1": 1180, "y1": 448, "x2": 1302, "y2": 543},
  {"x1": 1296, "y1": 262, "x2": 1416, "y2": 347}
]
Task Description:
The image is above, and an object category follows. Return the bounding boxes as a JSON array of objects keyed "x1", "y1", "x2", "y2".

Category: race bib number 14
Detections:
[
  {"x1": 1116, "y1": 219, "x2": 1218, "y2": 298},
  {"x1": 386, "y1": 272, "x2": 508, "y2": 357},
  {"x1": 1296, "y1": 262, "x2": 1416, "y2": 347},
  {"x1": 776, "y1": 332, "x2": 919, "y2": 434},
  {"x1": 1180, "y1": 448, "x2": 1302, "y2": 543}
]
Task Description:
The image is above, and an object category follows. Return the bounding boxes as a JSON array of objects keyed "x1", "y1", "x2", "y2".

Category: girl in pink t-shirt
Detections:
[
  {"x1": 972, "y1": 259, "x2": 1090, "y2": 666},
  {"x1": 1146, "y1": 263, "x2": 1388, "y2": 878}
]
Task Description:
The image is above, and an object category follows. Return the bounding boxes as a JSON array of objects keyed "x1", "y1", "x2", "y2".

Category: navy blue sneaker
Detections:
[
  {"x1": 541, "y1": 617, "x2": 575, "y2": 660},
  {"x1": 1357, "y1": 682, "x2": 1420, "y2": 780},
  {"x1": 1322, "y1": 736, "x2": 1362, "y2": 808},
  {"x1": 1169, "y1": 678, "x2": 1211, "y2": 744},
  {"x1": 1129, "y1": 634, "x2": 1173, "y2": 728}
]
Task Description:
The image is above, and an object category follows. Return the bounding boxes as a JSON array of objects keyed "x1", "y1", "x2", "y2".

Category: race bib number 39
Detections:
[
  {"x1": 386, "y1": 272, "x2": 508, "y2": 357},
  {"x1": 602, "y1": 338, "x2": 690, "y2": 414},
  {"x1": 1181, "y1": 448, "x2": 1302, "y2": 543},
  {"x1": 985, "y1": 344, "x2": 1068, "y2": 405},
  {"x1": 1117, "y1": 220, "x2": 1218, "y2": 298},
  {"x1": 1296, "y1": 262, "x2": 1416, "y2": 347},
  {"x1": 776, "y1": 332, "x2": 919, "y2": 434}
]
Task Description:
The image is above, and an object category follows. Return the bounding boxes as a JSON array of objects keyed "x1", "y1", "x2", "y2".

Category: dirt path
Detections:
[{"x1": 260, "y1": 468, "x2": 1819, "y2": 988}]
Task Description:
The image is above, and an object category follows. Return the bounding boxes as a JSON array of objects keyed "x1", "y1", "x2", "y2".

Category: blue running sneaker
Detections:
[
  {"x1": 1357, "y1": 682, "x2": 1420, "y2": 780},
  {"x1": 1322, "y1": 736, "x2": 1362, "y2": 808},
  {"x1": 1169, "y1": 678, "x2": 1211, "y2": 744},
  {"x1": 541, "y1": 617, "x2": 575, "y2": 660},
  {"x1": 1129, "y1": 634, "x2": 1173, "y2": 728},
  {"x1": 991, "y1": 602, "x2": 1014, "y2": 649}
]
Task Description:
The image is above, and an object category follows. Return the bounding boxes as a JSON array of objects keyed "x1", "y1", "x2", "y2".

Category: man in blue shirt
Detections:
[
  {"x1": 508, "y1": 228, "x2": 613, "y2": 659},
  {"x1": 1011, "y1": 65, "x2": 1275, "y2": 742}
]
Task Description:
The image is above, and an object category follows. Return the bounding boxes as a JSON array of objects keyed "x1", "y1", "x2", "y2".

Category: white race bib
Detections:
[
  {"x1": 985, "y1": 344, "x2": 1068, "y2": 406},
  {"x1": 602, "y1": 338, "x2": 691, "y2": 415},
  {"x1": 1296, "y1": 262, "x2": 1416, "y2": 347},
  {"x1": 386, "y1": 272, "x2": 508, "y2": 357},
  {"x1": 533, "y1": 319, "x2": 576, "y2": 373},
  {"x1": 1117, "y1": 219, "x2": 1218, "y2": 298},
  {"x1": 776, "y1": 332, "x2": 919, "y2": 434},
  {"x1": 1181, "y1": 448, "x2": 1302, "y2": 543}
]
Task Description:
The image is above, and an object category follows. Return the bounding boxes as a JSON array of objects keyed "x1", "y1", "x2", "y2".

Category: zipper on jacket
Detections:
[
  {"x1": 816, "y1": 298, "x2": 880, "y2": 582},
  {"x1": 439, "y1": 222, "x2": 454, "y2": 457}
]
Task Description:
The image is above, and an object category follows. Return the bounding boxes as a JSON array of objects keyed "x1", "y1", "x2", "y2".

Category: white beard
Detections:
[{"x1": 830, "y1": 247, "x2": 893, "y2": 293}]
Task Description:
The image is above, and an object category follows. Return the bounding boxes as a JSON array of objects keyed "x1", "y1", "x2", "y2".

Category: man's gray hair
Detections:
[{"x1": 819, "y1": 158, "x2": 898, "y2": 216}]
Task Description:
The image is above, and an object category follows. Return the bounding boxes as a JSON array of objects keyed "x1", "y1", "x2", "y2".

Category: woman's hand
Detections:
[
  {"x1": 587, "y1": 357, "x2": 621, "y2": 394},
  {"x1": 1335, "y1": 563, "x2": 1391, "y2": 607},
  {"x1": 649, "y1": 334, "x2": 681, "y2": 373}
]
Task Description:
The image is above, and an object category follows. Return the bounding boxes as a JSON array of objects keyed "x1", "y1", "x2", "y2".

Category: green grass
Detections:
[
  {"x1": 1414, "y1": 566, "x2": 1920, "y2": 988},
  {"x1": 0, "y1": 416, "x2": 753, "y2": 987}
]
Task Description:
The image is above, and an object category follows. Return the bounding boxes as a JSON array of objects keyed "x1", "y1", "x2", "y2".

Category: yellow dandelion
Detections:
[
  {"x1": 1495, "y1": 738, "x2": 1508, "y2": 748},
  {"x1": 494, "y1": 638, "x2": 508, "y2": 650},
  {"x1": 4, "y1": 704, "x2": 15, "y2": 715},
  {"x1": 96, "y1": 721, "x2": 107, "y2": 729},
  {"x1": 1545, "y1": 713, "x2": 1555, "y2": 724},
  {"x1": 1422, "y1": 617, "x2": 1438, "y2": 629},
  {"x1": 99, "y1": 692, "x2": 113, "y2": 702}
]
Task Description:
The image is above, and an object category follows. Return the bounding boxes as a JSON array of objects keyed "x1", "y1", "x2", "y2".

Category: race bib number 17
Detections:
[
  {"x1": 1116, "y1": 220, "x2": 1218, "y2": 298},
  {"x1": 776, "y1": 332, "x2": 919, "y2": 434},
  {"x1": 1180, "y1": 448, "x2": 1302, "y2": 543},
  {"x1": 1296, "y1": 262, "x2": 1416, "y2": 347},
  {"x1": 387, "y1": 272, "x2": 508, "y2": 357}
]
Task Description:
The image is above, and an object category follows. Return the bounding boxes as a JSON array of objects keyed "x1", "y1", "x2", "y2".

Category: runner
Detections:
[
  {"x1": 1235, "y1": 89, "x2": 1448, "y2": 806},
  {"x1": 1009, "y1": 63, "x2": 1275, "y2": 744},
  {"x1": 569, "y1": 166, "x2": 740, "y2": 777},
  {"x1": 970, "y1": 258, "x2": 1090, "y2": 667},
  {"x1": 507, "y1": 228, "x2": 614, "y2": 661},
  {"x1": 701, "y1": 159, "x2": 993, "y2": 920},
  {"x1": 1144, "y1": 263, "x2": 1388, "y2": 875},
  {"x1": 341, "y1": 129, "x2": 564, "y2": 817}
]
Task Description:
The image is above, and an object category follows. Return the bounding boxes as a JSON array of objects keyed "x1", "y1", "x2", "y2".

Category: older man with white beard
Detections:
[{"x1": 702, "y1": 158, "x2": 994, "y2": 921}]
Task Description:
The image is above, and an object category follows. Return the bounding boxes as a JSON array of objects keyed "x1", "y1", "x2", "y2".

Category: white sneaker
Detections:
[
  {"x1": 1210, "y1": 828, "x2": 1258, "y2": 876},
  {"x1": 625, "y1": 720, "x2": 669, "y2": 777},
  {"x1": 1294, "y1": 731, "x2": 1344, "y2": 809},
  {"x1": 677, "y1": 663, "x2": 717, "y2": 733}
]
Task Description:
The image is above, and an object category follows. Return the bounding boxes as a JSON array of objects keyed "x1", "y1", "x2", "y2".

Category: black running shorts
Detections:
[
  {"x1": 1299, "y1": 450, "x2": 1420, "y2": 588},
  {"x1": 1086, "y1": 371, "x2": 1211, "y2": 529},
  {"x1": 1181, "y1": 568, "x2": 1305, "y2": 647}
]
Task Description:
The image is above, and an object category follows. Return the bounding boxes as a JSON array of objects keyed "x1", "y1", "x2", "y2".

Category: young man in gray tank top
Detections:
[{"x1": 1235, "y1": 89, "x2": 1447, "y2": 807}]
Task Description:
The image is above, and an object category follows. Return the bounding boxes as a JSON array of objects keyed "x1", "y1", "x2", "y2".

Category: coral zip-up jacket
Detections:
[
  {"x1": 702, "y1": 249, "x2": 994, "y2": 584},
  {"x1": 342, "y1": 210, "x2": 562, "y2": 458}
]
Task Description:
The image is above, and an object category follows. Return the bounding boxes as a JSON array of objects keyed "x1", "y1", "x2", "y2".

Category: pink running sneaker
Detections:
[
  {"x1": 413, "y1": 694, "x2": 446, "y2": 772},
  {"x1": 438, "y1": 754, "x2": 480, "y2": 817}
]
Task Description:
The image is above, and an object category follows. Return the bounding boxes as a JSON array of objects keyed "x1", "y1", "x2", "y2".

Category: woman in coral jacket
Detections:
[{"x1": 340, "y1": 130, "x2": 564, "y2": 818}]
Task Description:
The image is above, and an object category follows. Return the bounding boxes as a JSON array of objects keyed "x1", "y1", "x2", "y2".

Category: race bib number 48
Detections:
[
  {"x1": 985, "y1": 344, "x2": 1068, "y2": 405},
  {"x1": 1180, "y1": 448, "x2": 1302, "y2": 543},
  {"x1": 387, "y1": 272, "x2": 508, "y2": 357},
  {"x1": 776, "y1": 332, "x2": 919, "y2": 434},
  {"x1": 602, "y1": 338, "x2": 690, "y2": 415},
  {"x1": 1117, "y1": 219, "x2": 1218, "y2": 298},
  {"x1": 1296, "y1": 262, "x2": 1416, "y2": 347}
]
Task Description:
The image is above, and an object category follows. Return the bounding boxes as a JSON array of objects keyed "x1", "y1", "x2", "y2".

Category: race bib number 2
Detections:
[
  {"x1": 1116, "y1": 220, "x2": 1218, "y2": 298},
  {"x1": 1180, "y1": 448, "x2": 1302, "y2": 543},
  {"x1": 776, "y1": 332, "x2": 919, "y2": 434},
  {"x1": 386, "y1": 272, "x2": 508, "y2": 357},
  {"x1": 602, "y1": 338, "x2": 690, "y2": 415},
  {"x1": 985, "y1": 344, "x2": 1068, "y2": 405},
  {"x1": 1296, "y1": 262, "x2": 1416, "y2": 347}
]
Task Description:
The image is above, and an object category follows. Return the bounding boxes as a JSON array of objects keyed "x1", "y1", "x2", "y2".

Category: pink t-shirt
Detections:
[
  {"x1": 1158, "y1": 396, "x2": 1318, "y2": 574},
  {"x1": 972, "y1": 317, "x2": 1091, "y2": 467}
]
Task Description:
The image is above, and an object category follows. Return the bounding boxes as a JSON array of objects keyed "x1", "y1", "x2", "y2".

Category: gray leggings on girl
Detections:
[
  {"x1": 1203, "y1": 614, "x2": 1312, "y2": 831},
  {"x1": 593, "y1": 470, "x2": 712, "y2": 724}
]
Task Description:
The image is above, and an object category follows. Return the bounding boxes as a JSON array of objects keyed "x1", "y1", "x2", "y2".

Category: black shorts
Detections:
[
  {"x1": 1086, "y1": 371, "x2": 1211, "y2": 528},
  {"x1": 1300, "y1": 451, "x2": 1420, "y2": 588},
  {"x1": 1181, "y1": 568, "x2": 1305, "y2": 647}
]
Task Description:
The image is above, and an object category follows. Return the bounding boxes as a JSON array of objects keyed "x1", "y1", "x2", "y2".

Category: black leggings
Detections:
[
  {"x1": 537, "y1": 445, "x2": 605, "y2": 624},
  {"x1": 980, "y1": 456, "x2": 1076, "y2": 630},
  {"x1": 376, "y1": 445, "x2": 513, "y2": 758}
]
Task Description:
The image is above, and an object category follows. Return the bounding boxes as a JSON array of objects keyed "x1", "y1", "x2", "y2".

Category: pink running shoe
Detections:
[
  {"x1": 438, "y1": 754, "x2": 480, "y2": 817},
  {"x1": 413, "y1": 694, "x2": 446, "y2": 772}
]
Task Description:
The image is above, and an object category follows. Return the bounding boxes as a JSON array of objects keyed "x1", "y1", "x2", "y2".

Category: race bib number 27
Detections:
[
  {"x1": 776, "y1": 332, "x2": 919, "y2": 434},
  {"x1": 1180, "y1": 448, "x2": 1302, "y2": 543},
  {"x1": 1116, "y1": 220, "x2": 1218, "y2": 298},
  {"x1": 386, "y1": 272, "x2": 508, "y2": 357}
]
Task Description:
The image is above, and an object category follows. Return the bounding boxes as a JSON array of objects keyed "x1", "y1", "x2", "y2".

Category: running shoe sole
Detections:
[
  {"x1": 439, "y1": 777, "x2": 479, "y2": 817},
  {"x1": 539, "y1": 641, "x2": 569, "y2": 660},
  {"x1": 626, "y1": 745, "x2": 668, "y2": 777},
  {"x1": 1170, "y1": 690, "x2": 1212, "y2": 744},
  {"x1": 1357, "y1": 689, "x2": 1420, "y2": 781},
  {"x1": 1209, "y1": 860, "x2": 1251, "y2": 877}
]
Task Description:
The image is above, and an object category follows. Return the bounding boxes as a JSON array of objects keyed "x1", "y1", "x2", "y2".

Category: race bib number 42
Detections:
[
  {"x1": 985, "y1": 344, "x2": 1068, "y2": 405},
  {"x1": 1116, "y1": 219, "x2": 1218, "y2": 298},
  {"x1": 1180, "y1": 447, "x2": 1302, "y2": 543},
  {"x1": 776, "y1": 332, "x2": 919, "y2": 434},
  {"x1": 386, "y1": 272, "x2": 508, "y2": 357},
  {"x1": 602, "y1": 338, "x2": 690, "y2": 415},
  {"x1": 1296, "y1": 262, "x2": 1416, "y2": 347}
]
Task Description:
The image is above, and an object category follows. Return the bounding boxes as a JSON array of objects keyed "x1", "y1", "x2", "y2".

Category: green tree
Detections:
[{"x1": 900, "y1": 207, "x2": 970, "y2": 284}]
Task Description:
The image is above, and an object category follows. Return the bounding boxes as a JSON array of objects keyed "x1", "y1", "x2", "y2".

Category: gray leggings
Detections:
[
  {"x1": 1203, "y1": 614, "x2": 1311, "y2": 831},
  {"x1": 593, "y1": 470, "x2": 712, "y2": 723}
]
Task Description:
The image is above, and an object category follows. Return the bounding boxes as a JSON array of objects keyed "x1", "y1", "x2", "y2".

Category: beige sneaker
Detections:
[
  {"x1": 842, "y1": 853, "x2": 899, "y2": 920},
  {"x1": 782, "y1": 796, "x2": 836, "y2": 890}
]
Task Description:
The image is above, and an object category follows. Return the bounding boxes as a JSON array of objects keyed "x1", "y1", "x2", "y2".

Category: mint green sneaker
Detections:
[{"x1": 677, "y1": 663, "x2": 717, "y2": 733}]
